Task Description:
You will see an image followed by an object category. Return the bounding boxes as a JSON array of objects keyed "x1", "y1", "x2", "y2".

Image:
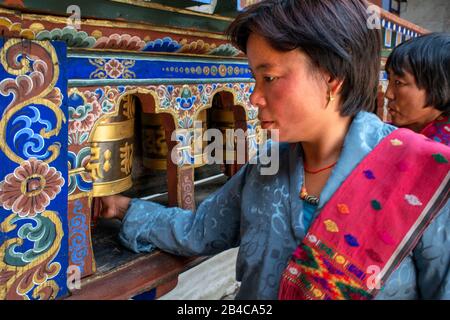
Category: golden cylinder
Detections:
[
  {"x1": 142, "y1": 113, "x2": 168, "y2": 170},
  {"x1": 88, "y1": 95, "x2": 135, "y2": 196}
]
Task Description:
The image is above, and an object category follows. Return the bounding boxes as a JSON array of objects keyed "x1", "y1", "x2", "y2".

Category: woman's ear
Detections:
[
  {"x1": 327, "y1": 77, "x2": 344, "y2": 96},
  {"x1": 323, "y1": 74, "x2": 344, "y2": 109}
]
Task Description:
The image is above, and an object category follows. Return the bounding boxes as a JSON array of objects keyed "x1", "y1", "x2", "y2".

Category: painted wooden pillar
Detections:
[
  {"x1": 0, "y1": 38, "x2": 69, "y2": 299},
  {"x1": 67, "y1": 86, "x2": 103, "y2": 280},
  {"x1": 175, "y1": 166, "x2": 195, "y2": 211}
]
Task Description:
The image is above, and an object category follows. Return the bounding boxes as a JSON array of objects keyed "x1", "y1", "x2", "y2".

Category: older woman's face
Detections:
[
  {"x1": 385, "y1": 69, "x2": 441, "y2": 131},
  {"x1": 246, "y1": 33, "x2": 333, "y2": 143}
]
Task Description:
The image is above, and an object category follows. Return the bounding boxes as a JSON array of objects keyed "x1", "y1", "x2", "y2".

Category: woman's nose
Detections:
[
  {"x1": 384, "y1": 81, "x2": 395, "y2": 101},
  {"x1": 249, "y1": 84, "x2": 265, "y2": 108}
]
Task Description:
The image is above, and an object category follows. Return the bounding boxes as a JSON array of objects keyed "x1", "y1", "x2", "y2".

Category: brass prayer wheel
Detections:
[
  {"x1": 211, "y1": 108, "x2": 236, "y2": 162},
  {"x1": 142, "y1": 113, "x2": 169, "y2": 171},
  {"x1": 87, "y1": 95, "x2": 135, "y2": 197}
]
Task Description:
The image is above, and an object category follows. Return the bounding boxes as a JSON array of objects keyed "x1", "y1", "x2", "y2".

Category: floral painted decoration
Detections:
[{"x1": 0, "y1": 158, "x2": 65, "y2": 217}]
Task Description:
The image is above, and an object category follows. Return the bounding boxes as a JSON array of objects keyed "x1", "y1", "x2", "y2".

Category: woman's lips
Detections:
[
  {"x1": 388, "y1": 106, "x2": 399, "y2": 114},
  {"x1": 260, "y1": 121, "x2": 275, "y2": 129}
]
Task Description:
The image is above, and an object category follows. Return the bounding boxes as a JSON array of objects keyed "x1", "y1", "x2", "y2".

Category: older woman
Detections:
[
  {"x1": 385, "y1": 33, "x2": 450, "y2": 145},
  {"x1": 100, "y1": 0, "x2": 449, "y2": 300}
]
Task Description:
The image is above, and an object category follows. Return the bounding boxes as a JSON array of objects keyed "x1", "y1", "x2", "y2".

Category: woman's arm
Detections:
[{"x1": 115, "y1": 164, "x2": 251, "y2": 256}]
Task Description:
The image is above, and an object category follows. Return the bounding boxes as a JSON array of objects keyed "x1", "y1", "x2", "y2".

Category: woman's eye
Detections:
[
  {"x1": 395, "y1": 80, "x2": 403, "y2": 86},
  {"x1": 264, "y1": 76, "x2": 277, "y2": 82}
]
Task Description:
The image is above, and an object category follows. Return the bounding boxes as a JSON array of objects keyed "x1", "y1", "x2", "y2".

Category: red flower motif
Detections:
[
  {"x1": 68, "y1": 89, "x2": 102, "y2": 135},
  {"x1": 84, "y1": 92, "x2": 103, "y2": 118},
  {"x1": 0, "y1": 158, "x2": 65, "y2": 217},
  {"x1": 69, "y1": 113, "x2": 96, "y2": 134},
  {"x1": 104, "y1": 59, "x2": 125, "y2": 78}
]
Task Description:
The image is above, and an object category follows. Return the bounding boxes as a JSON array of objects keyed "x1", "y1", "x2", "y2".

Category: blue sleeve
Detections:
[
  {"x1": 118, "y1": 164, "x2": 250, "y2": 256},
  {"x1": 413, "y1": 199, "x2": 450, "y2": 299}
]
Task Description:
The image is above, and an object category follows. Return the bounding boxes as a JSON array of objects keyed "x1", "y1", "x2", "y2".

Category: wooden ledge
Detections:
[{"x1": 66, "y1": 251, "x2": 209, "y2": 300}]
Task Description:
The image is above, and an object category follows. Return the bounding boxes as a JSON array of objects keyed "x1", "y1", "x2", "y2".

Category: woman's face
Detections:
[
  {"x1": 385, "y1": 68, "x2": 441, "y2": 131},
  {"x1": 246, "y1": 33, "x2": 335, "y2": 143}
]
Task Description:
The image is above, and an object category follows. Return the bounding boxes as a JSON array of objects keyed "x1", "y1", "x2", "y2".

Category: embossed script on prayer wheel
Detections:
[
  {"x1": 211, "y1": 108, "x2": 236, "y2": 163},
  {"x1": 87, "y1": 95, "x2": 135, "y2": 196},
  {"x1": 142, "y1": 113, "x2": 168, "y2": 170}
]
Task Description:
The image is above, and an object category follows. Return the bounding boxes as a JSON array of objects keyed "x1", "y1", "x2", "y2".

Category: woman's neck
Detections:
[
  {"x1": 301, "y1": 115, "x2": 352, "y2": 169},
  {"x1": 405, "y1": 110, "x2": 443, "y2": 133}
]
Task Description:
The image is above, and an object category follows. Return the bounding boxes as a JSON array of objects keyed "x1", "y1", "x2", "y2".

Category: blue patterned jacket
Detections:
[{"x1": 119, "y1": 111, "x2": 450, "y2": 300}]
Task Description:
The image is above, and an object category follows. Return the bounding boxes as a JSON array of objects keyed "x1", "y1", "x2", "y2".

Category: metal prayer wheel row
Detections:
[
  {"x1": 140, "y1": 108, "x2": 236, "y2": 171},
  {"x1": 86, "y1": 95, "x2": 237, "y2": 197}
]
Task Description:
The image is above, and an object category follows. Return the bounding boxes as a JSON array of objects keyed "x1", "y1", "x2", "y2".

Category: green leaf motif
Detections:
[
  {"x1": 4, "y1": 214, "x2": 57, "y2": 267},
  {"x1": 371, "y1": 200, "x2": 382, "y2": 211},
  {"x1": 36, "y1": 26, "x2": 96, "y2": 48},
  {"x1": 432, "y1": 153, "x2": 448, "y2": 164}
]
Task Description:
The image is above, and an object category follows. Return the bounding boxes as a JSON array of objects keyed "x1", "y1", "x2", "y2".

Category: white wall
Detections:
[
  {"x1": 159, "y1": 248, "x2": 240, "y2": 300},
  {"x1": 400, "y1": 0, "x2": 450, "y2": 32}
]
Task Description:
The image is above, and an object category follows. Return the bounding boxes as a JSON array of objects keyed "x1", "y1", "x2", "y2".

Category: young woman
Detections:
[
  {"x1": 100, "y1": 0, "x2": 449, "y2": 300},
  {"x1": 385, "y1": 32, "x2": 450, "y2": 145}
]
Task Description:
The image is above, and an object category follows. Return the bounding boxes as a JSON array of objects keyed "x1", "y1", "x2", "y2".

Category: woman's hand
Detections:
[{"x1": 97, "y1": 195, "x2": 131, "y2": 221}]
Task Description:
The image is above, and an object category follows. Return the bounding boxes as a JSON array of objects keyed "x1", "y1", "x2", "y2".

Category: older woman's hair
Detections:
[
  {"x1": 386, "y1": 32, "x2": 450, "y2": 114},
  {"x1": 227, "y1": 0, "x2": 381, "y2": 116}
]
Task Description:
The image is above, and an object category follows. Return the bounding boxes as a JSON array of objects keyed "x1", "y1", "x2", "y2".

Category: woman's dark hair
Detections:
[
  {"x1": 386, "y1": 32, "x2": 450, "y2": 114},
  {"x1": 227, "y1": 0, "x2": 381, "y2": 116}
]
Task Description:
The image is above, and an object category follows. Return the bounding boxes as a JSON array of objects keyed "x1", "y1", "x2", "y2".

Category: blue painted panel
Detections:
[
  {"x1": 0, "y1": 38, "x2": 69, "y2": 300},
  {"x1": 67, "y1": 53, "x2": 253, "y2": 86}
]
